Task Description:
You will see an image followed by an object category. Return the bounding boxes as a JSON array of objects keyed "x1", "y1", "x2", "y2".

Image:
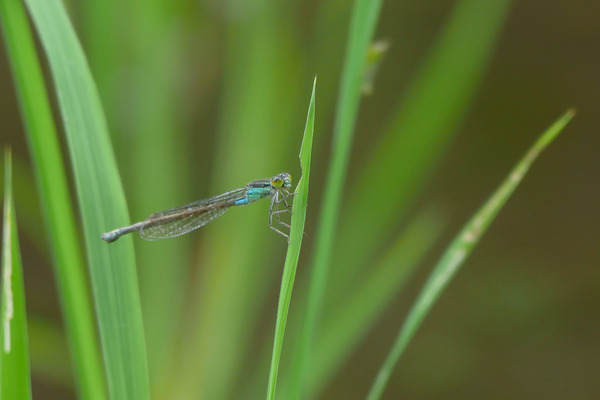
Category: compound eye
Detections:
[{"x1": 272, "y1": 178, "x2": 284, "y2": 188}]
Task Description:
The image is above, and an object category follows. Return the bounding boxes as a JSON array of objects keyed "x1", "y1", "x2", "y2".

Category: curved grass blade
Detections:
[
  {"x1": 366, "y1": 109, "x2": 575, "y2": 400},
  {"x1": 287, "y1": 0, "x2": 384, "y2": 398},
  {"x1": 265, "y1": 77, "x2": 316, "y2": 400},
  {"x1": 237, "y1": 207, "x2": 446, "y2": 400},
  {"x1": 0, "y1": 0, "x2": 107, "y2": 398},
  {"x1": 333, "y1": 0, "x2": 514, "y2": 297},
  {"x1": 1, "y1": 148, "x2": 32, "y2": 400},
  {"x1": 23, "y1": 0, "x2": 150, "y2": 398}
]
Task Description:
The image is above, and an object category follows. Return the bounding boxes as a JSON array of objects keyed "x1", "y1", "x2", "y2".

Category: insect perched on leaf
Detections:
[{"x1": 101, "y1": 173, "x2": 294, "y2": 242}]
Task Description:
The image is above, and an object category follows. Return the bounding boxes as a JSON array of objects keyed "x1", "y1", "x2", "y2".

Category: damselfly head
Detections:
[{"x1": 272, "y1": 172, "x2": 292, "y2": 188}]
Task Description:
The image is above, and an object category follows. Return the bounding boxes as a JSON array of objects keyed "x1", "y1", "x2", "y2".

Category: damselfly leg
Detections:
[{"x1": 269, "y1": 190, "x2": 294, "y2": 239}]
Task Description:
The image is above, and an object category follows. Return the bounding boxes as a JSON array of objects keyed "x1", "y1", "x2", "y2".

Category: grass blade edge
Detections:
[{"x1": 365, "y1": 109, "x2": 575, "y2": 400}]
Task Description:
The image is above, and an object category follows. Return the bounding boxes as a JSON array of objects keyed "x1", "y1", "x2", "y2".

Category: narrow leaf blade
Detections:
[
  {"x1": 366, "y1": 110, "x2": 575, "y2": 400},
  {"x1": 1, "y1": 148, "x2": 32, "y2": 400},
  {"x1": 333, "y1": 0, "x2": 514, "y2": 297},
  {"x1": 288, "y1": 0, "x2": 384, "y2": 397},
  {"x1": 266, "y1": 77, "x2": 316, "y2": 400},
  {"x1": 0, "y1": 0, "x2": 106, "y2": 396},
  {"x1": 23, "y1": 0, "x2": 150, "y2": 397}
]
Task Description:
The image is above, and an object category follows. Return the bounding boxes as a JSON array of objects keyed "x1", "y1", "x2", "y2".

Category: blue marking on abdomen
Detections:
[{"x1": 235, "y1": 197, "x2": 250, "y2": 205}]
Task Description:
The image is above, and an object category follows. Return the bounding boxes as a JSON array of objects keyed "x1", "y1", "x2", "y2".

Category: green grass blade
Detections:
[
  {"x1": 307, "y1": 206, "x2": 447, "y2": 397},
  {"x1": 333, "y1": 0, "x2": 513, "y2": 295},
  {"x1": 366, "y1": 109, "x2": 575, "y2": 400},
  {"x1": 241, "y1": 212, "x2": 446, "y2": 400},
  {"x1": 288, "y1": 0, "x2": 383, "y2": 397},
  {"x1": 0, "y1": 0, "x2": 107, "y2": 398},
  {"x1": 171, "y1": 7, "x2": 305, "y2": 399},
  {"x1": 1, "y1": 148, "x2": 32, "y2": 400},
  {"x1": 265, "y1": 77, "x2": 316, "y2": 400},
  {"x1": 23, "y1": 0, "x2": 150, "y2": 398}
]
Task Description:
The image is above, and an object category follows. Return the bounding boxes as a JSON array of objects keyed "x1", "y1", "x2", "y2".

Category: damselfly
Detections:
[{"x1": 101, "y1": 172, "x2": 294, "y2": 243}]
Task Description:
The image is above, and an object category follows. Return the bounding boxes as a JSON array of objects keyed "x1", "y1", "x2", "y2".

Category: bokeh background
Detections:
[{"x1": 1, "y1": 0, "x2": 599, "y2": 399}]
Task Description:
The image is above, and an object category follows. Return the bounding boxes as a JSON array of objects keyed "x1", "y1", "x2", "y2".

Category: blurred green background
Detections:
[{"x1": 1, "y1": 0, "x2": 599, "y2": 399}]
